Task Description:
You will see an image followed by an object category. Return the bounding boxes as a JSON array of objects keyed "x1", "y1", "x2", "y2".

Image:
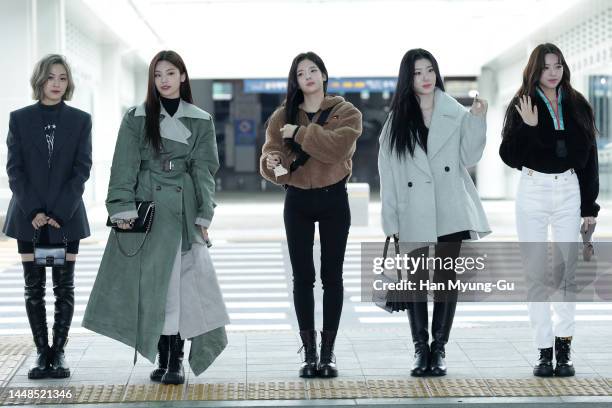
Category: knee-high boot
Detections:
[
  {"x1": 407, "y1": 301, "x2": 429, "y2": 376},
  {"x1": 430, "y1": 300, "x2": 457, "y2": 376}
]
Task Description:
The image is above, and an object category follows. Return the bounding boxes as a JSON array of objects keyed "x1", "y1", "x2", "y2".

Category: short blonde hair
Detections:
[{"x1": 30, "y1": 54, "x2": 75, "y2": 101}]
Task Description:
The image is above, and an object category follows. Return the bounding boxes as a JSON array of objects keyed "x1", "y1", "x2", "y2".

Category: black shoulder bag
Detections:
[
  {"x1": 105, "y1": 201, "x2": 156, "y2": 257},
  {"x1": 288, "y1": 107, "x2": 334, "y2": 173}
]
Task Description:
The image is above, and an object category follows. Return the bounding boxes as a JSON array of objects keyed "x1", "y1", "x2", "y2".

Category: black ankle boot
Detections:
[
  {"x1": 161, "y1": 334, "x2": 185, "y2": 384},
  {"x1": 23, "y1": 262, "x2": 50, "y2": 379},
  {"x1": 533, "y1": 347, "x2": 554, "y2": 377},
  {"x1": 150, "y1": 335, "x2": 170, "y2": 381},
  {"x1": 554, "y1": 337, "x2": 575, "y2": 377},
  {"x1": 298, "y1": 330, "x2": 318, "y2": 378},
  {"x1": 429, "y1": 301, "x2": 456, "y2": 376},
  {"x1": 318, "y1": 330, "x2": 338, "y2": 378},
  {"x1": 407, "y1": 302, "x2": 429, "y2": 376},
  {"x1": 49, "y1": 262, "x2": 75, "y2": 378}
]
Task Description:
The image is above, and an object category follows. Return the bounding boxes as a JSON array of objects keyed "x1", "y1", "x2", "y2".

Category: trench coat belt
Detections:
[{"x1": 140, "y1": 159, "x2": 190, "y2": 173}]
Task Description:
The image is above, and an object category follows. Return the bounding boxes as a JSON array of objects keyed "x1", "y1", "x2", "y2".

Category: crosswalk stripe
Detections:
[
  {"x1": 359, "y1": 315, "x2": 612, "y2": 324},
  {"x1": 223, "y1": 292, "x2": 289, "y2": 299},
  {"x1": 220, "y1": 283, "x2": 287, "y2": 289},
  {"x1": 225, "y1": 302, "x2": 290, "y2": 309},
  {"x1": 228, "y1": 313, "x2": 287, "y2": 320},
  {"x1": 226, "y1": 324, "x2": 291, "y2": 331}
]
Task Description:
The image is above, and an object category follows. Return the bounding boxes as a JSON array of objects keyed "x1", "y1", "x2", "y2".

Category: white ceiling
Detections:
[{"x1": 82, "y1": 0, "x2": 584, "y2": 78}]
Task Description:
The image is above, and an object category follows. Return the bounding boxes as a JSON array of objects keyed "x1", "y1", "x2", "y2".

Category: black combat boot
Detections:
[
  {"x1": 298, "y1": 330, "x2": 318, "y2": 378},
  {"x1": 533, "y1": 347, "x2": 554, "y2": 377},
  {"x1": 150, "y1": 335, "x2": 170, "y2": 381},
  {"x1": 554, "y1": 337, "x2": 575, "y2": 377},
  {"x1": 318, "y1": 330, "x2": 338, "y2": 378},
  {"x1": 161, "y1": 334, "x2": 185, "y2": 385}
]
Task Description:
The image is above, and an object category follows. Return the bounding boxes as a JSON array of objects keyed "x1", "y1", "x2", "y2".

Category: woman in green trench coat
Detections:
[{"x1": 82, "y1": 51, "x2": 229, "y2": 384}]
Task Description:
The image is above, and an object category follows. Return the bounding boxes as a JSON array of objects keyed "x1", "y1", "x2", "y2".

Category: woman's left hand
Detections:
[
  {"x1": 48, "y1": 218, "x2": 61, "y2": 229},
  {"x1": 470, "y1": 95, "x2": 488, "y2": 116},
  {"x1": 280, "y1": 124, "x2": 298, "y2": 139},
  {"x1": 200, "y1": 226, "x2": 212, "y2": 247}
]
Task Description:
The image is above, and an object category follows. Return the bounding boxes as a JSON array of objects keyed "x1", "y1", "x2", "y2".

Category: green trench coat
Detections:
[{"x1": 82, "y1": 101, "x2": 228, "y2": 376}]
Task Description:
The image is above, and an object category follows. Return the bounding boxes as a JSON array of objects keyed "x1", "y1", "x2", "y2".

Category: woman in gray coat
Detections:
[{"x1": 378, "y1": 49, "x2": 490, "y2": 377}]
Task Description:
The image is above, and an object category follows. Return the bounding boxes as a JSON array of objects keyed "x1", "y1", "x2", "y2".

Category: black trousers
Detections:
[{"x1": 284, "y1": 178, "x2": 351, "y2": 331}]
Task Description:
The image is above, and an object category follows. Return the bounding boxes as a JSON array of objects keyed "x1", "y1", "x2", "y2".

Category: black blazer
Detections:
[{"x1": 2, "y1": 102, "x2": 92, "y2": 243}]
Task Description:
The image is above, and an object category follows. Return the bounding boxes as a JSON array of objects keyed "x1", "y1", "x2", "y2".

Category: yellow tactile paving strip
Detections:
[
  {"x1": 1, "y1": 340, "x2": 612, "y2": 404},
  {"x1": 2, "y1": 378, "x2": 612, "y2": 404}
]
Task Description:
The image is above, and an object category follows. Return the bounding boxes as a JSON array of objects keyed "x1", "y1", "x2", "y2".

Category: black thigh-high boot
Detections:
[
  {"x1": 161, "y1": 334, "x2": 185, "y2": 384},
  {"x1": 23, "y1": 262, "x2": 50, "y2": 379},
  {"x1": 150, "y1": 335, "x2": 170, "y2": 381},
  {"x1": 49, "y1": 261, "x2": 75, "y2": 378}
]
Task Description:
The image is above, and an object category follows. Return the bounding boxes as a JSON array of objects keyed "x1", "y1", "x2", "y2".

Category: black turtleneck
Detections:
[
  {"x1": 38, "y1": 100, "x2": 63, "y2": 128},
  {"x1": 161, "y1": 97, "x2": 180, "y2": 117}
]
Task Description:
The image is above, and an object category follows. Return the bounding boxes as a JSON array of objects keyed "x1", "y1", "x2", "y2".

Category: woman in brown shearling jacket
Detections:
[{"x1": 259, "y1": 51, "x2": 362, "y2": 379}]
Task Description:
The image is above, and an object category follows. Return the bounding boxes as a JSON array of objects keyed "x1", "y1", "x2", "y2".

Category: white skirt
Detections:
[{"x1": 161, "y1": 238, "x2": 230, "y2": 339}]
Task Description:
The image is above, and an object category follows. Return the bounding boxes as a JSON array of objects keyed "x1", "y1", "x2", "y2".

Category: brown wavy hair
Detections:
[
  {"x1": 501, "y1": 43, "x2": 596, "y2": 141},
  {"x1": 145, "y1": 50, "x2": 193, "y2": 155}
]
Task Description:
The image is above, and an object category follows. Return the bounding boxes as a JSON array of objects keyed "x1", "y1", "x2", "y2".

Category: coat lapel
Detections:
[
  {"x1": 427, "y1": 89, "x2": 461, "y2": 159},
  {"x1": 411, "y1": 144, "x2": 432, "y2": 177}
]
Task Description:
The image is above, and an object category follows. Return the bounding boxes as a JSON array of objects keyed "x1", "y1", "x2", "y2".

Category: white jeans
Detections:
[{"x1": 515, "y1": 167, "x2": 581, "y2": 349}]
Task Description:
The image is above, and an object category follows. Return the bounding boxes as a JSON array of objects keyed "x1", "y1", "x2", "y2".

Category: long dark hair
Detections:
[
  {"x1": 283, "y1": 52, "x2": 328, "y2": 124},
  {"x1": 145, "y1": 50, "x2": 193, "y2": 155},
  {"x1": 388, "y1": 49, "x2": 445, "y2": 158},
  {"x1": 501, "y1": 43, "x2": 596, "y2": 141}
]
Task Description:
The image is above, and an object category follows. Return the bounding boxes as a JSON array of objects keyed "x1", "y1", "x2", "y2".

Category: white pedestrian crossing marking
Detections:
[{"x1": 1, "y1": 240, "x2": 611, "y2": 337}]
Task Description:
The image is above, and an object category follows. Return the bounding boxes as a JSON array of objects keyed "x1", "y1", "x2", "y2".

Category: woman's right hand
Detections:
[
  {"x1": 514, "y1": 95, "x2": 538, "y2": 127},
  {"x1": 117, "y1": 219, "x2": 135, "y2": 230},
  {"x1": 266, "y1": 154, "x2": 280, "y2": 170},
  {"x1": 32, "y1": 213, "x2": 48, "y2": 230}
]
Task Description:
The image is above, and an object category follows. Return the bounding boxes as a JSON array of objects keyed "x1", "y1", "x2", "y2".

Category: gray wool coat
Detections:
[{"x1": 378, "y1": 88, "x2": 491, "y2": 244}]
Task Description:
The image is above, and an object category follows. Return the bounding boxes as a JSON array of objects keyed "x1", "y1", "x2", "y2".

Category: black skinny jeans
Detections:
[{"x1": 284, "y1": 178, "x2": 351, "y2": 332}]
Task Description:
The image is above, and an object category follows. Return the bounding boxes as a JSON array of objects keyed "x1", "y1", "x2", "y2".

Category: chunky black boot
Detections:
[
  {"x1": 318, "y1": 330, "x2": 338, "y2": 378},
  {"x1": 407, "y1": 302, "x2": 429, "y2": 376},
  {"x1": 150, "y1": 335, "x2": 170, "y2": 381},
  {"x1": 298, "y1": 330, "x2": 318, "y2": 378},
  {"x1": 554, "y1": 337, "x2": 575, "y2": 377},
  {"x1": 430, "y1": 301, "x2": 457, "y2": 376},
  {"x1": 161, "y1": 334, "x2": 185, "y2": 384},
  {"x1": 23, "y1": 262, "x2": 50, "y2": 379},
  {"x1": 533, "y1": 347, "x2": 554, "y2": 377},
  {"x1": 49, "y1": 262, "x2": 75, "y2": 378}
]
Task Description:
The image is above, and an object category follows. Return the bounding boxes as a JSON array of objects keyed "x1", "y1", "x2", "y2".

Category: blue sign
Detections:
[
  {"x1": 244, "y1": 78, "x2": 398, "y2": 94},
  {"x1": 234, "y1": 119, "x2": 256, "y2": 146}
]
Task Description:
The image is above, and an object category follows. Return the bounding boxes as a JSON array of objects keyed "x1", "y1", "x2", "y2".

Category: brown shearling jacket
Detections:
[{"x1": 259, "y1": 95, "x2": 362, "y2": 188}]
